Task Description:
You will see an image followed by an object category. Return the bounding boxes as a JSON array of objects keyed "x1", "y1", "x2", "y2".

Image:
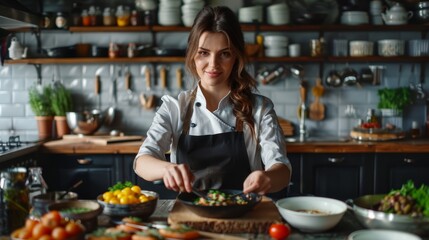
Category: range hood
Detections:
[{"x1": 0, "y1": 0, "x2": 40, "y2": 30}]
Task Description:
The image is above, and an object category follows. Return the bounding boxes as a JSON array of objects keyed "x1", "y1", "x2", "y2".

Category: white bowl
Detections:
[
  {"x1": 341, "y1": 11, "x2": 369, "y2": 25},
  {"x1": 264, "y1": 35, "x2": 288, "y2": 47},
  {"x1": 349, "y1": 40, "x2": 374, "y2": 56},
  {"x1": 265, "y1": 47, "x2": 287, "y2": 57},
  {"x1": 348, "y1": 230, "x2": 422, "y2": 240},
  {"x1": 276, "y1": 196, "x2": 347, "y2": 232},
  {"x1": 377, "y1": 39, "x2": 405, "y2": 56}
]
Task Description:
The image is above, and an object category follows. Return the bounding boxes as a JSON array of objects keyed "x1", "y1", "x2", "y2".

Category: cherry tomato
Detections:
[
  {"x1": 25, "y1": 218, "x2": 39, "y2": 232},
  {"x1": 32, "y1": 223, "x2": 52, "y2": 238},
  {"x1": 51, "y1": 226, "x2": 68, "y2": 240},
  {"x1": 41, "y1": 211, "x2": 62, "y2": 229},
  {"x1": 39, "y1": 234, "x2": 54, "y2": 240},
  {"x1": 65, "y1": 222, "x2": 84, "y2": 236},
  {"x1": 269, "y1": 223, "x2": 291, "y2": 240}
]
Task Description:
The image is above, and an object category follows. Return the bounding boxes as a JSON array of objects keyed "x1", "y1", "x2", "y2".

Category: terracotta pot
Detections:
[
  {"x1": 35, "y1": 116, "x2": 54, "y2": 140},
  {"x1": 54, "y1": 116, "x2": 70, "y2": 138}
]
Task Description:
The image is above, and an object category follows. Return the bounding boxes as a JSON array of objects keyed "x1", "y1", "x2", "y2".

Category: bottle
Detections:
[
  {"x1": 25, "y1": 167, "x2": 48, "y2": 208},
  {"x1": 42, "y1": 12, "x2": 54, "y2": 29},
  {"x1": 0, "y1": 167, "x2": 29, "y2": 235},
  {"x1": 81, "y1": 9, "x2": 91, "y2": 26},
  {"x1": 70, "y1": 2, "x2": 82, "y2": 26},
  {"x1": 116, "y1": 5, "x2": 130, "y2": 27},
  {"x1": 130, "y1": 10, "x2": 141, "y2": 26},
  {"x1": 88, "y1": 6, "x2": 97, "y2": 26},
  {"x1": 411, "y1": 121, "x2": 420, "y2": 139}
]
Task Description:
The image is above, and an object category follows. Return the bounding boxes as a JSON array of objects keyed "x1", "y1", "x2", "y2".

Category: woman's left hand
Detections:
[{"x1": 243, "y1": 170, "x2": 271, "y2": 195}]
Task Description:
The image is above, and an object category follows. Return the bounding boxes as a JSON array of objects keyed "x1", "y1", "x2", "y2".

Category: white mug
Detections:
[{"x1": 288, "y1": 43, "x2": 300, "y2": 57}]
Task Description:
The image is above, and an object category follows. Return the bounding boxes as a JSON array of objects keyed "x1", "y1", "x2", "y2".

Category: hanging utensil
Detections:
[
  {"x1": 58, "y1": 180, "x2": 83, "y2": 200},
  {"x1": 409, "y1": 64, "x2": 417, "y2": 102},
  {"x1": 160, "y1": 65, "x2": 169, "y2": 96},
  {"x1": 414, "y1": 65, "x2": 426, "y2": 100},
  {"x1": 297, "y1": 80, "x2": 307, "y2": 119},
  {"x1": 124, "y1": 68, "x2": 136, "y2": 105},
  {"x1": 309, "y1": 77, "x2": 325, "y2": 121},
  {"x1": 140, "y1": 65, "x2": 155, "y2": 110},
  {"x1": 95, "y1": 74, "x2": 101, "y2": 110}
]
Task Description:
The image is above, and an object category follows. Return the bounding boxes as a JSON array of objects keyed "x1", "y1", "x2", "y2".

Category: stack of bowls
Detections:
[
  {"x1": 238, "y1": 5, "x2": 263, "y2": 24},
  {"x1": 349, "y1": 40, "x2": 374, "y2": 56},
  {"x1": 181, "y1": 0, "x2": 205, "y2": 27},
  {"x1": 264, "y1": 35, "x2": 288, "y2": 57},
  {"x1": 341, "y1": 11, "x2": 369, "y2": 25},
  {"x1": 378, "y1": 39, "x2": 405, "y2": 56},
  {"x1": 158, "y1": 0, "x2": 182, "y2": 26},
  {"x1": 266, "y1": 3, "x2": 289, "y2": 25}
]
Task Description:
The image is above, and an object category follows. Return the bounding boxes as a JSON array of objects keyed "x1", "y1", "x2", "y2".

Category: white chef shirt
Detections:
[{"x1": 135, "y1": 86, "x2": 291, "y2": 175}]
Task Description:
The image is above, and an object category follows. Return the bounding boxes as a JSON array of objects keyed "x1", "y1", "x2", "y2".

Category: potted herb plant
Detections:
[
  {"x1": 377, "y1": 87, "x2": 411, "y2": 116},
  {"x1": 51, "y1": 82, "x2": 73, "y2": 138},
  {"x1": 29, "y1": 84, "x2": 54, "y2": 140}
]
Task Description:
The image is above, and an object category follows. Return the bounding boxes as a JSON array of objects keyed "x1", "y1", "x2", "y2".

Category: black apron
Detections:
[{"x1": 176, "y1": 89, "x2": 251, "y2": 190}]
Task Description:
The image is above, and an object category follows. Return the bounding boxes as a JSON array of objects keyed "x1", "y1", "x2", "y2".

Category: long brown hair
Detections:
[{"x1": 185, "y1": 6, "x2": 257, "y2": 136}]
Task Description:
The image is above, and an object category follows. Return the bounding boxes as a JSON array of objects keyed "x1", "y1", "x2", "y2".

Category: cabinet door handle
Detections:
[
  {"x1": 328, "y1": 157, "x2": 344, "y2": 163},
  {"x1": 403, "y1": 158, "x2": 415, "y2": 164},
  {"x1": 77, "y1": 158, "x2": 93, "y2": 165}
]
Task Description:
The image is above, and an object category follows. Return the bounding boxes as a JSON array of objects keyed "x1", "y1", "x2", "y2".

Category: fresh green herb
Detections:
[
  {"x1": 108, "y1": 181, "x2": 134, "y2": 192},
  {"x1": 29, "y1": 84, "x2": 54, "y2": 116},
  {"x1": 388, "y1": 180, "x2": 429, "y2": 217},
  {"x1": 60, "y1": 207, "x2": 91, "y2": 214},
  {"x1": 377, "y1": 87, "x2": 411, "y2": 110},
  {"x1": 51, "y1": 82, "x2": 73, "y2": 116}
]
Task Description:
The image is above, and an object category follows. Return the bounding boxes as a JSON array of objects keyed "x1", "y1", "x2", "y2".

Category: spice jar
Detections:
[
  {"x1": 55, "y1": 12, "x2": 68, "y2": 29},
  {"x1": 116, "y1": 5, "x2": 130, "y2": 27},
  {"x1": 128, "y1": 43, "x2": 137, "y2": 58},
  {"x1": 81, "y1": 9, "x2": 91, "y2": 26},
  {"x1": 130, "y1": 10, "x2": 141, "y2": 26},
  {"x1": 71, "y1": 2, "x2": 82, "y2": 26},
  {"x1": 109, "y1": 42, "x2": 119, "y2": 58},
  {"x1": 0, "y1": 167, "x2": 29, "y2": 235},
  {"x1": 103, "y1": 7, "x2": 115, "y2": 26},
  {"x1": 42, "y1": 12, "x2": 54, "y2": 29},
  {"x1": 411, "y1": 121, "x2": 420, "y2": 138},
  {"x1": 88, "y1": 6, "x2": 97, "y2": 26}
]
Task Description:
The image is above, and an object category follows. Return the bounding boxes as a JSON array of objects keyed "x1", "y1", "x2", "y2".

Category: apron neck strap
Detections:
[{"x1": 182, "y1": 87, "x2": 244, "y2": 134}]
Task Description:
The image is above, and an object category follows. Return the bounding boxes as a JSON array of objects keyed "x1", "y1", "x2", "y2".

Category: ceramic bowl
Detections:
[
  {"x1": 341, "y1": 11, "x2": 369, "y2": 25},
  {"x1": 32, "y1": 191, "x2": 78, "y2": 217},
  {"x1": 276, "y1": 196, "x2": 347, "y2": 232},
  {"x1": 97, "y1": 190, "x2": 158, "y2": 219},
  {"x1": 348, "y1": 230, "x2": 422, "y2": 240},
  {"x1": 48, "y1": 200, "x2": 102, "y2": 232},
  {"x1": 377, "y1": 39, "x2": 405, "y2": 56},
  {"x1": 349, "y1": 41, "x2": 374, "y2": 56}
]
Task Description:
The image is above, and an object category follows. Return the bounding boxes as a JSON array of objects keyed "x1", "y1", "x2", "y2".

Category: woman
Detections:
[{"x1": 134, "y1": 6, "x2": 291, "y2": 196}]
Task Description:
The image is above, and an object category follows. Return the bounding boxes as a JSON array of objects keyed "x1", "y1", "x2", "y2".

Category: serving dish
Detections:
[
  {"x1": 176, "y1": 189, "x2": 262, "y2": 219},
  {"x1": 348, "y1": 229, "x2": 422, "y2": 240},
  {"x1": 348, "y1": 194, "x2": 429, "y2": 236},
  {"x1": 276, "y1": 196, "x2": 347, "y2": 232},
  {"x1": 97, "y1": 190, "x2": 158, "y2": 219}
]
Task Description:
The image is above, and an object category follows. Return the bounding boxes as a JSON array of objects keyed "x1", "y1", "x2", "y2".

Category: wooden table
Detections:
[{"x1": 122, "y1": 199, "x2": 429, "y2": 240}]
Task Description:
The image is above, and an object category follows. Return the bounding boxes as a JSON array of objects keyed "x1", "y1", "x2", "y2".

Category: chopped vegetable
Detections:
[{"x1": 378, "y1": 180, "x2": 429, "y2": 217}]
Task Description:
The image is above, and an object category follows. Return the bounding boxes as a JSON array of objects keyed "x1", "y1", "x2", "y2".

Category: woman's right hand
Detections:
[{"x1": 163, "y1": 163, "x2": 194, "y2": 193}]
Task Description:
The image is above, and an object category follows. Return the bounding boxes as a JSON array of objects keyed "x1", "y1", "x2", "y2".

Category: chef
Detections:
[{"x1": 134, "y1": 6, "x2": 291, "y2": 196}]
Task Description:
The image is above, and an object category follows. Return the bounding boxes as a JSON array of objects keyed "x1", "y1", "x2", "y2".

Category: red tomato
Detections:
[
  {"x1": 269, "y1": 223, "x2": 291, "y2": 240},
  {"x1": 32, "y1": 223, "x2": 52, "y2": 238},
  {"x1": 41, "y1": 211, "x2": 62, "y2": 229},
  {"x1": 65, "y1": 222, "x2": 84, "y2": 236},
  {"x1": 51, "y1": 226, "x2": 68, "y2": 240},
  {"x1": 25, "y1": 218, "x2": 39, "y2": 232}
]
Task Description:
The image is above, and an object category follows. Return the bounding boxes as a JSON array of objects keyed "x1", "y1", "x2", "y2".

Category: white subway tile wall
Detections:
[{"x1": 0, "y1": 31, "x2": 427, "y2": 138}]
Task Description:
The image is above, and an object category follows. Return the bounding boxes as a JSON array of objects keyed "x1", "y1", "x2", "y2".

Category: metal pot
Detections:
[
  {"x1": 325, "y1": 70, "x2": 342, "y2": 87},
  {"x1": 341, "y1": 67, "x2": 359, "y2": 86},
  {"x1": 348, "y1": 194, "x2": 429, "y2": 236}
]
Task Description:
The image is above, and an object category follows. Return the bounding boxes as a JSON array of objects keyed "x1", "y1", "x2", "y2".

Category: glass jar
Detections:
[
  {"x1": 103, "y1": 7, "x2": 115, "y2": 26},
  {"x1": 0, "y1": 167, "x2": 29, "y2": 235},
  {"x1": 55, "y1": 12, "x2": 68, "y2": 29},
  {"x1": 130, "y1": 10, "x2": 141, "y2": 26},
  {"x1": 116, "y1": 5, "x2": 130, "y2": 27},
  {"x1": 25, "y1": 167, "x2": 48, "y2": 208},
  {"x1": 42, "y1": 12, "x2": 54, "y2": 29},
  {"x1": 109, "y1": 42, "x2": 119, "y2": 58},
  {"x1": 81, "y1": 9, "x2": 91, "y2": 26}
]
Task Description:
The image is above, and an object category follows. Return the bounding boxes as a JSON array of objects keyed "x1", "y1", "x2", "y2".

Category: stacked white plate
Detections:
[
  {"x1": 238, "y1": 5, "x2": 263, "y2": 23},
  {"x1": 182, "y1": 0, "x2": 205, "y2": 27},
  {"x1": 264, "y1": 35, "x2": 288, "y2": 57},
  {"x1": 158, "y1": 0, "x2": 182, "y2": 26},
  {"x1": 267, "y1": 3, "x2": 290, "y2": 25}
]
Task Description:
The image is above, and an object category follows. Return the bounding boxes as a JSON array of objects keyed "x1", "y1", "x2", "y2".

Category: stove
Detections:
[{"x1": 0, "y1": 135, "x2": 42, "y2": 165}]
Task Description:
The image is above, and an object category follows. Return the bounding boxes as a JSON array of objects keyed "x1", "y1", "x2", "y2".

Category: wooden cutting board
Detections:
[
  {"x1": 62, "y1": 135, "x2": 143, "y2": 145},
  {"x1": 168, "y1": 197, "x2": 282, "y2": 234}
]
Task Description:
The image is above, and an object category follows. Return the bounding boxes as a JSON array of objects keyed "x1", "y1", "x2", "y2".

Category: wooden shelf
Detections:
[
  {"x1": 65, "y1": 24, "x2": 429, "y2": 33},
  {"x1": 5, "y1": 56, "x2": 185, "y2": 64}
]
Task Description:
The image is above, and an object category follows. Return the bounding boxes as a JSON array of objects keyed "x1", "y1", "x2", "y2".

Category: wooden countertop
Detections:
[{"x1": 40, "y1": 138, "x2": 429, "y2": 154}]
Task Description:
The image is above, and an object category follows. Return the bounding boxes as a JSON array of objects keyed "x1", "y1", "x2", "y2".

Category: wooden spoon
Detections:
[
  {"x1": 297, "y1": 80, "x2": 307, "y2": 119},
  {"x1": 309, "y1": 77, "x2": 325, "y2": 121}
]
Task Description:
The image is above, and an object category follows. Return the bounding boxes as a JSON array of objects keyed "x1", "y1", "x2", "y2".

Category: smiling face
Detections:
[{"x1": 193, "y1": 31, "x2": 237, "y2": 90}]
